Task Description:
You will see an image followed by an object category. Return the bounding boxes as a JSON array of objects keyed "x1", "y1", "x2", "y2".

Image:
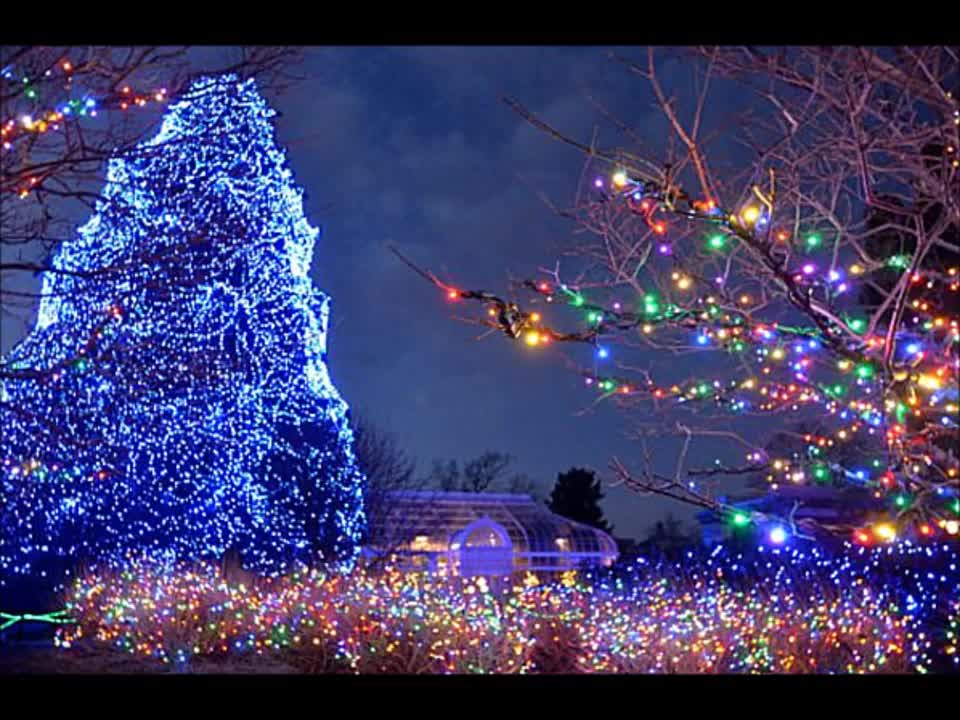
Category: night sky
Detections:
[{"x1": 3, "y1": 47, "x2": 747, "y2": 540}]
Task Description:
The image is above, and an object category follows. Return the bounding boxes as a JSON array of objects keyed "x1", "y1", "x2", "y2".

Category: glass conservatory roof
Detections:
[{"x1": 368, "y1": 491, "x2": 618, "y2": 559}]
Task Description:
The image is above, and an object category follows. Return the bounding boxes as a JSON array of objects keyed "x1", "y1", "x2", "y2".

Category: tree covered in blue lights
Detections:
[{"x1": 1, "y1": 75, "x2": 366, "y2": 593}]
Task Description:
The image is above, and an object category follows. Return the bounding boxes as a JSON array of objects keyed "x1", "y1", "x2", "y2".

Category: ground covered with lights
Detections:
[{"x1": 1, "y1": 543, "x2": 956, "y2": 674}]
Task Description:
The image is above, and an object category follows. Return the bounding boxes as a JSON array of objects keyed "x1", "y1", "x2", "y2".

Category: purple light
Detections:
[
  {"x1": 594, "y1": 178, "x2": 603, "y2": 188},
  {"x1": 802, "y1": 263, "x2": 816, "y2": 275},
  {"x1": 658, "y1": 243, "x2": 673, "y2": 256}
]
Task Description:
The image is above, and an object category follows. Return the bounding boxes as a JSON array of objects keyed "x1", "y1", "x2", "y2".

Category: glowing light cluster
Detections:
[
  {"x1": 2, "y1": 59, "x2": 170, "y2": 196},
  {"x1": 1, "y1": 75, "x2": 366, "y2": 589},
  {"x1": 53, "y1": 542, "x2": 959, "y2": 673},
  {"x1": 401, "y1": 164, "x2": 958, "y2": 538}
]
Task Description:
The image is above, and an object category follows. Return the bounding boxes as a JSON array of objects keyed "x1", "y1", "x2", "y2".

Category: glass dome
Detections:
[{"x1": 366, "y1": 491, "x2": 618, "y2": 575}]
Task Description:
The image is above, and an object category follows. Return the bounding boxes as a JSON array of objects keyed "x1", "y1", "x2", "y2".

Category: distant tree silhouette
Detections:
[
  {"x1": 547, "y1": 468, "x2": 612, "y2": 533},
  {"x1": 351, "y1": 416, "x2": 419, "y2": 545},
  {"x1": 507, "y1": 472, "x2": 541, "y2": 500},
  {"x1": 463, "y1": 452, "x2": 514, "y2": 493},
  {"x1": 425, "y1": 451, "x2": 517, "y2": 493},
  {"x1": 645, "y1": 513, "x2": 694, "y2": 552},
  {"x1": 427, "y1": 459, "x2": 461, "y2": 491}
]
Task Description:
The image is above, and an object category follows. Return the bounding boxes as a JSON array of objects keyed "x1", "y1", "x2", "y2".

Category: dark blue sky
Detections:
[
  {"x1": 3, "y1": 47, "x2": 743, "y2": 540},
  {"x1": 271, "y1": 47, "x2": 711, "y2": 539}
]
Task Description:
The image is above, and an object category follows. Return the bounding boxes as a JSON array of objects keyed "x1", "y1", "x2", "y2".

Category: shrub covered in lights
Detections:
[
  {"x1": 0, "y1": 75, "x2": 366, "y2": 592},
  {"x1": 52, "y1": 542, "x2": 960, "y2": 673}
]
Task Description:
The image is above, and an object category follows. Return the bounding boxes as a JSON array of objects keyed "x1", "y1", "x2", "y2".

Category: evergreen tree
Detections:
[
  {"x1": 1, "y1": 75, "x2": 366, "y2": 594},
  {"x1": 547, "y1": 467, "x2": 612, "y2": 533}
]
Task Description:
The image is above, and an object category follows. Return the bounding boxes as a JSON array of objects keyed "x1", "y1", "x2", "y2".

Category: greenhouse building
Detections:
[{"x1": 364, "y1": 491, "x2": 619, "y2": 576}]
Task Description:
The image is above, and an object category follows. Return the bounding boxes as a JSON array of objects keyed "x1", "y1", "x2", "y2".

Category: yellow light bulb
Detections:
[
  {"x1": 612, "y1": 170, "x2": 628, "y2": 188},
  {"x1": 873, "y1": 523, "x2": 896, "y2": 542},
  {"x1": 524, "y1": 331, "x2": 540, "y2": 347},
  {"x1": 741, "y1": 206, "x2": 761, "y2": 225}
]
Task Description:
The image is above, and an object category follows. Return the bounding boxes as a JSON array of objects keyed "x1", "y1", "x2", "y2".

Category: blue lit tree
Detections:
[{"x1": 1, "y1": 75, "x2": 366, "y2": 595}]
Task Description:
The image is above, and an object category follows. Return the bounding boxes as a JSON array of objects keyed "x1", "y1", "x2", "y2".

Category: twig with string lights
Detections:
[
  {"x1": 609, "y1": 454, "x2": 819, "y2": 543},
  {"x1": 389, "y1": 244, "x2": 602, "y2": 348}
]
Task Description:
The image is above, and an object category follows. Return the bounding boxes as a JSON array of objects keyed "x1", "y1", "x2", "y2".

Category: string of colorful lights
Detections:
[
  {"x1": 50, "y1": 542, "x2": 959, "y2": 673},
  {"x1": 395, "y1": 164, "x2": 959, "y2": 546},
  {"x1": 1, "y1": 57, "x2": 170, "y2": 197}
]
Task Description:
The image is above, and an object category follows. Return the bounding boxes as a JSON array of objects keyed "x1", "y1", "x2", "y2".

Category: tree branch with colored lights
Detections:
[{"x1": 399, "y1": 46, "x2": 959, "y2": 545}]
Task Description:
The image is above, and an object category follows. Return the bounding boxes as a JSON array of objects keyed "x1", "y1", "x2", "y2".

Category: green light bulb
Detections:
[{"x1": 896, "y1": 403, "x2": 908, "y2": 423}]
